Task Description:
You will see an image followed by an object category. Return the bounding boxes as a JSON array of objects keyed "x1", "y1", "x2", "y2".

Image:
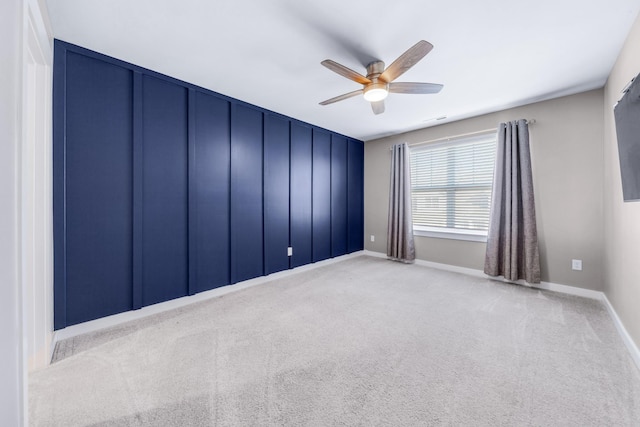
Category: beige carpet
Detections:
[{"x1": 30, "y1": 256, "x2": 640, "y2": 426}]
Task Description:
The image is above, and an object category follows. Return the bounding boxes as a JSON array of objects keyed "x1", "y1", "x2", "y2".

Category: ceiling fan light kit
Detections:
[
  {"x1": 363, "y1": 83, "x2": 389, "y2": 102},
  {"x1": 320, "y1": 40, "x2": 443, "y2": 115}
]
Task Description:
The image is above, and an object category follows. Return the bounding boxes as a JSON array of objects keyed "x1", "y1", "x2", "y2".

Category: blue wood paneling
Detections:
[
  {"x1": 331, "y1": 135, "x2": 348, "y2": 257},
  {"x1": 53, "y1": 40, "x2": 365, "y2": 329},
  {"x1": 230, "y1": 104, "x2": 264, "y2": 282},
  {"x1": 132, "y1": 71, "x2": 144, "y2": 309},
  {"x1": 290, "y1": 123, "x2": 313, "y2": 268},
  {"x1": 192, "y1": 91, "x2": 231, "y2": 292},
  {"x1": 264, "y1": 114, "x2": 291, "y2": 274},
  {"x1": 188, "y1": 90, "x2": 197, "y2": 295},
  {"x1": 312, "y1": 129, "x2": 332, "y2": 262},
  {"x1": 63, "y1": 52, "x2": 134, "y2": 326},
  {"x1": 348, "y1": 139, "x2": 365, "y2": 252},
  {"x1": 141, "y1": 75, "x2": 189, "y2": 306},
  {"x1": 53, "y1": 42, "x2": 67, "y2": 329}
]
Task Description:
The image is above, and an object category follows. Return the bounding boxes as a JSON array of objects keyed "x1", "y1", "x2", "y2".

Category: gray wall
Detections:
[
  {"x1": 365, "y1": 89, "x2": 604, "y2": 291},
  {"x1": 603, "y1": 12, "x2": 640, "y2": 352}
]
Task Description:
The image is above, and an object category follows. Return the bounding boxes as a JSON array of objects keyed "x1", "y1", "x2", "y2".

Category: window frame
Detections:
[{"x1": 409, "y1": 131, "x2": 497, "y2": 242}]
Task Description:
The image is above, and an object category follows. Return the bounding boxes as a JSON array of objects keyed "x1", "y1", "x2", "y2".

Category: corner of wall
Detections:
[{"x1": 602, "y1": 9, "x2": 640, "y2": 361}]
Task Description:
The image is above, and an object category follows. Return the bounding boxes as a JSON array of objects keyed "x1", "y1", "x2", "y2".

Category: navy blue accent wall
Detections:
[
  {"x1": 132, "y1": 72, "x2": 144, "y2": 309},
  {"x1": 290, "y1": 123, "x2": 313, "y2": 268},
  {"x1": 348, "y1": 139, "x2": 365, "y2": 252},
  {"x1": 141, "y1": 76, "x2": 189, "y2": 306},
  {"x1": 264, "y1": 114, "x2": 291, "y2": 275},
  {"x1": 231, "y1": 104, "x2": 264, "y2": 283},
  {"x1": 192, "y1": 91, "x2": 231, "y2": 292},
  {"x1": 63, "y1": 52, "x2": 134, "y2": 326},
  {"x1": 53, "y1": 42, "x2": 67, "y2": 330},
  {"x1": 312, "y1": 129, "x2": 332, "y2": 262},
  {"x1": 331, "y1": 135, "x2": 349, "y2": 257},
  {"x1": 53, "y1": 40, "x2": 364, "y2": 329}
]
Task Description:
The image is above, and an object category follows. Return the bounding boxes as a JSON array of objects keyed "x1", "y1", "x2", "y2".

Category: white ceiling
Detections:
[{"x1": 47, "y1": 0, "x2": 640, "y2": 141}]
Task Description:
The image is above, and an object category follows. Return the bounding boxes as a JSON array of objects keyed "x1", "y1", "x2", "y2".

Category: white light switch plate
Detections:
[
  {"x1": 370, "y1": 235, "x2": 375, "y2": 242},
  {"x1": 572, "y1": 259, "x2": 582, "y2": 271}
]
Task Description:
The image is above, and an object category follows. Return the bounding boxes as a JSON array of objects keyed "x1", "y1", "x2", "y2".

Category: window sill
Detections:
[{"x1": 413, "y1": 226, "x2": 487, "y2": 242}]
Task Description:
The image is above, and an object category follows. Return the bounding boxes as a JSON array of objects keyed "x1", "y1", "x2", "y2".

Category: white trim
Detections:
[
  {"x1": 413, "y1": 257, "x2": 487, "y2": 279},
  {"x1": 26, "y1": 0, "x2": 52, "y2": 63},
  {"x1": 22, "y1": 0, "x2": 54, "y2": 379},
  {"x1": 364, "y1": 250, "x2": 489, "y2": 279},
  {"x1": 363, "y1": 250, "x2": 387, "y2": 259},
  {"x1": 53, "y1": 251, "x2": 365, "y2": 344},
  {"x1": 601, "y1": 294, "x2": 640, "y2": 371},
  {"x1": 413, "y1": 226, "x2": 488, "y2": 242},
  {"x1": 53, "y1": 250, "x2": 640, "y2": 375},
  {"x1": 362, "y1": 250, "x2": 640, "y2": 371},
  {"x1": 363, "y1": 250, "x2": 601, "y2": 298},
  {"x1": 515, "y1": 279, "x2": 602, "y2": 300}
]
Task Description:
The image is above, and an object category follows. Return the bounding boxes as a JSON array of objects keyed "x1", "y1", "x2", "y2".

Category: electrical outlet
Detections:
[
  {"x1": 370, "y1": 235, "x2": 375, "y2": 242},
  {"x1": 287, "y1": 247, "x2": 293, "y2": 257},
  {"x1": 572, "y1": 259, "x2": 582, "y2": 271}
]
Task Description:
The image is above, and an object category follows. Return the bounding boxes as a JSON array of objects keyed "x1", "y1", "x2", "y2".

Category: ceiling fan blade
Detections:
[
  {"x1": 319, "y1": 89, "x2": 363, "y2": 105},
  {"x1": 379, "y1": 40, "x2": 434, "y2": 83},
  {"x1": 371, "y1": 100, "x2": 385, "y2": 115},
  {"x1": 389, "y1": 82, "x2": 443, "y2": 94},
  {"x1": 321, "y1": 60, "x2": 371, "y2": 85}
]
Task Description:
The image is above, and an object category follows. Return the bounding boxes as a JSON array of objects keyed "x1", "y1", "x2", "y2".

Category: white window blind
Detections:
[{"x1": 410, "y1": 133, "x2": 497, "y2": 237}]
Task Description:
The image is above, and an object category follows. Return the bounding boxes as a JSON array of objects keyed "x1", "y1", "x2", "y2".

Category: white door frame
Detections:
[{"x1": 21, "y1": 0, "x2": 53, "y2": 423}]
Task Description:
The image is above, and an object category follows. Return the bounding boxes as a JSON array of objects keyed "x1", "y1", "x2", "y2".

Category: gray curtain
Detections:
[
  {"x1": 484, "y1": 120, "x2": 541, "y2": 283},
  {"x1": 387, "y1": 143, "x2": 415, "y2": 263}
]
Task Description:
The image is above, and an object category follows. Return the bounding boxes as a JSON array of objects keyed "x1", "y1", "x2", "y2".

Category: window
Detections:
[{"x1": 410, "y1": 132, "x2": 497, "y2": 241}]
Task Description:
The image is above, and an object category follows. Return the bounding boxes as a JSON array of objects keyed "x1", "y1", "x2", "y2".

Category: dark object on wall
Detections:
[
  {"x1": 614, "y1": 72, "x2": 640, "y2": 202},
  {"x1": 53, "y1": 40, "x2": 364, "y2": 330}
]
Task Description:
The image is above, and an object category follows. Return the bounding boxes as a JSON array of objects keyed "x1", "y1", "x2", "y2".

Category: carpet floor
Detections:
[{"x1": 29, "y1": 256, "x2": 640, "y2": 426}]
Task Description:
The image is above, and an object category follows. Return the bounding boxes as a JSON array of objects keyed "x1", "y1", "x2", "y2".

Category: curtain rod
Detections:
[{"x1": 389, "y1": 119, "x2": 537, "y2": 151}]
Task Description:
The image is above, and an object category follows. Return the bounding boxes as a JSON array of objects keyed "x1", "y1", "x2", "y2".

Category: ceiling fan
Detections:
[{"x1": 319, "y1": 40, "x2": 443, "y2": 115}]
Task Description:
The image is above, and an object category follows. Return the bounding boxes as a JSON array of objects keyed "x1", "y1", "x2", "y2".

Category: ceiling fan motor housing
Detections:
[
  {"x1": 363, "y1": 61, "x2": 388, "y2": 102},
  {"x1": 366, "y1": 60, "x2": 386, "y2": 80}
]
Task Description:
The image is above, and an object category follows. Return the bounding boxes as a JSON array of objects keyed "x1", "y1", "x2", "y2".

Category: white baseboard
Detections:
[
  {"x1": 362, "y1": 250, "x2": 640, "y2": 372},
  {"x1": 365, "y1": 249, "x2": 491, "y2": 280},
  {"x1": 362, "y1": 250, "x2": 387, "y2": 259},
  {"x1": 415, "y1": 258, "x2": 487, "y2": 280},
  {"x1": 363, "y1": 250, "x2": 601, "y2": 299},
  {"x1": 517, "y1": 279, "x2": 603, "y2": 300},
  {"x1": 53, "y1": 250, "x2": 640, "y2": 375},
  {"x1": 601, "y1": 294, "x2": 640, "y2": 371},
  {"x1": 53, "y1": 251, "x2": 364, "y2": 345}
]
